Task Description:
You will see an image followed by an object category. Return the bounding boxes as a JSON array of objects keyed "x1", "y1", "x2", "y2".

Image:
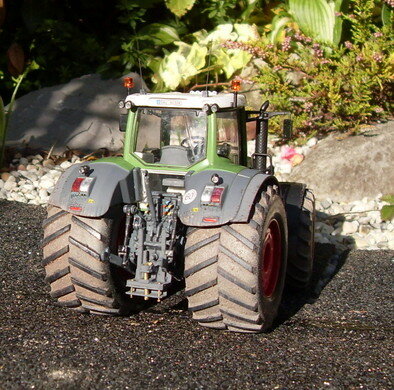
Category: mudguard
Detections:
[
  {"x1": 178, "y1": 168, "x2": 278, "y2": 227},
  {"x1": 279, "y1": 181, "x2": 307, "y2": 236},
  {"x1": 49, "y1": 161, "x2": 141, "y2": 217}
]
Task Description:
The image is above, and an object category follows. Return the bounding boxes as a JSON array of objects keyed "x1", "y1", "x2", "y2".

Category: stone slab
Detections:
[
  {"x1": 6, "y1": 73, "x2": 145, "y2": 153},
  {"x1": 289, "y1": 122, "x2": 394, "y2": 202}
]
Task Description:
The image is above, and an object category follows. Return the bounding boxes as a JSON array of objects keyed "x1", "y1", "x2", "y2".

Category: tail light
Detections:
[
  {"x1": 71, "y1": 177, "x2": 95, "y2": 193},
  {"x1": 201, "y1": 185, "x2": 225, "y2": 205}
]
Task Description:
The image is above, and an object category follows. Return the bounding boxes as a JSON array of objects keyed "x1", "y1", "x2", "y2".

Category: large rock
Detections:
[
  {"x1": 289, "y1": 121, "x2": 394, "y2": 202},
  {"x1": 6, "y1": 73, "x2": 145, "y2": 153}
]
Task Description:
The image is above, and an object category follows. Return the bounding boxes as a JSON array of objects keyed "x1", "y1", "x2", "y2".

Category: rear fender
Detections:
[
  {"x1": 178, "y1": 168, "x2": 279, "y2": 227},
  {"x1": 279, "y1": 181, "x2": 307, "y2": 233},
  {"x1": 49, "y1": 162, "x2": 141, "y2": 217}
]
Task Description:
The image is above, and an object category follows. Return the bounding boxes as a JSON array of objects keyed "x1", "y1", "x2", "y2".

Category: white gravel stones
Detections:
[
  {"x1": 316, "y1": 196, "x2": 393, "y2": 251},
  {"x1": 1, "y1": 142, "x2": 393, "y2": 252},
  {"x1": 341, "y1": 221, "x2": 359, "y2": 235},
  {"x1": 0, "y1": 154, "x2": 82, "y2": 205}
]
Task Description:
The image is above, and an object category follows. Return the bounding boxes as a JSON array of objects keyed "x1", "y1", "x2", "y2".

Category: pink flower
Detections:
[
  {"x1": 374, "y1": 32, "x2": 383, "y2": 38},
  {"x1": 281, "y1": 36, "x2": 292, "y2": 52},
  {"x1": 281, "y1": 146, "x2": 297, "y2": 160},
  {"x1": 344, "y1": 41, "x2": 354, "y2": 50},
  {"x1": 373, "y1": 53, "x2": 384, "y2": 62}
]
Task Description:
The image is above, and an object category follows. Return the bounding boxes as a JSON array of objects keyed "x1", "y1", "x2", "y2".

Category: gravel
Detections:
[
  {"x1": 1, "y1": 142, "x2": 393, "y2": 251},
  {"x1": 0, "y1": 200, "x2": 393, "y2": 389}
]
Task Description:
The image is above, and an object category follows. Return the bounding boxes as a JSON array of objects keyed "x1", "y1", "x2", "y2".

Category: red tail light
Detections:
[
  {"x1": 71, "y1": 177, "x2": 95, "y2": 193},
  {"x1": 201, "y1": 185, "x2": 225, "y2": 205},
  {"x1": 211, "y1": 187, "x2": 224, "y2": 203},
  {"x1": 71, "y1": 177, "x2": 84, "y2": 192}
]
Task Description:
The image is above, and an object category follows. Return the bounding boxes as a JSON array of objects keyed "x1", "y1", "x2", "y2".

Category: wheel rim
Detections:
[{"x1": 261, "y1": 218, "x2": 282, "y2": 297}]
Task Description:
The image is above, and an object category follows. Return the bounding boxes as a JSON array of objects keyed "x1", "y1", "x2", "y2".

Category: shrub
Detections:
[{"x1": 224, "y1": 0, "x2": 393, "y2": 138}]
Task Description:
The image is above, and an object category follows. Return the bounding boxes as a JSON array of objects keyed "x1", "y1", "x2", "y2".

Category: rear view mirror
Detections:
[
  {"x1": 119, "y1": 114, "x2": 128, "y2": 132},
  {"x1": 283, "y1": 119, "x2": 292, "y2": 140}
]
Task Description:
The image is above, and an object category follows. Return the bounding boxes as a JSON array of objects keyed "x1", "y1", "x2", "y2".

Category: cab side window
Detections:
[{"x1": 217, "y1": 111, "x2": 239, "y2": 164}]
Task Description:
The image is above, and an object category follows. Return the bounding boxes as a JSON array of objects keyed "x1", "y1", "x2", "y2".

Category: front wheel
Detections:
[{"x1": 185, "y1": 186, "x2": 288, "y2": 333}]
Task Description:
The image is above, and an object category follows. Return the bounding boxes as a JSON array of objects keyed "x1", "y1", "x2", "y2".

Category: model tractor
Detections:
[{"x1": 42, "y1": 78, "x2": 315, "y2": 333}]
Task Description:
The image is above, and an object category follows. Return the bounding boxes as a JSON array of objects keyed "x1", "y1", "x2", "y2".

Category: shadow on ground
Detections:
[
  {"x1": 1, "y1": 200, "x2": 393, "y2": 389},
  {"x1": 276, "y1": 243, "x2": 350, "y2": 328}
]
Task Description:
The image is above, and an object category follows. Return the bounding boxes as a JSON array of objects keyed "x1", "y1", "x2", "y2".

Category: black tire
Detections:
[
  {"x1": 184, "y1": 227, "x2": 225, "y2": 329},
  {"x1": 42, "y1": 205, "x2": 133, "y2": 315},
  {"x1": 184, "y1": 186, "x2": 288, "y2": 333},
  {"x1": 286, "y1": 189, "x2": 315, "y2": 289}
]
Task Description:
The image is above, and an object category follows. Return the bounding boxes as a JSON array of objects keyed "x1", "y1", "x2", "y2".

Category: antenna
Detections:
[
  {"x1": 204, "y1": 43, "x2": 212, "y2": 97},
  {"x1": 134, "y1": 29, "x2": 145, "y2": 94}
]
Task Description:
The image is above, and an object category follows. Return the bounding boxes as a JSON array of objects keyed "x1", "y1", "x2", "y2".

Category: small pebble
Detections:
[{"x1": 1, "y1": 172, "x2": 11, "y2": 181}]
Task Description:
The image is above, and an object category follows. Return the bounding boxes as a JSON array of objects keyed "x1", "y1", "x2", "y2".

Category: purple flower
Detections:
[
  {"x1": 281, "y1": 36, "x2": 292, "y2": 52},
  {"x1": 344, "y1": 41, "x2": 354, "y2": 50},
  {"x1": 372, "y1": 53, "x2": 384, "y2": 62}
]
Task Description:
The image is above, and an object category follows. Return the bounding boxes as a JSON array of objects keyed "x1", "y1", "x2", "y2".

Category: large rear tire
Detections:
[
  {"x1": 184, "y1": 227, "x2": 225, "y2": 329},
  {"x1": 42, "y1": 206, "x2": 133, "y2": 315},
  {"x1": 185, "y1": 186, "x2": 288, "y2": 333}
]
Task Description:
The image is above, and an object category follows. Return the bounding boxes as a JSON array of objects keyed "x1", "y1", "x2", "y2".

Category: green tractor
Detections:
[{"x1": 42, "y1": 78, "x2": 315, "y2": 333}]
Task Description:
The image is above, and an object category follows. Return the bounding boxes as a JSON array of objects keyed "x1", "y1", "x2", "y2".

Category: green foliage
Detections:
[
  {"x1": 241, "y1": 0, "x2": 393, "y2": 137},
  {"x1": 289, "y1": 0, "x2": 337, "y2": 44},
  {"x1": 382, "y1": 3, "x2": 394, "y2": 27},
  {"x1": 0, "y1": 0, "x2": 392, "y2": 140},
  {"x1": 151, "y1": 23, "x2": 258, "y2": 90},
  {"x1": 165, "y1": 0, "x2": 197, "y2": 17},
  {"x1": 0, "y1": 62, "x2": 37, "y2": 166},
  {"x1": 268, "y1": 0, "x2": 349, "y2": 45},
  {"x1": 381, "y1": 195, "x2": 394, "y2": 221},
  {"x1": 0, "y1": 0, "x2": 119, "y2": 101}
]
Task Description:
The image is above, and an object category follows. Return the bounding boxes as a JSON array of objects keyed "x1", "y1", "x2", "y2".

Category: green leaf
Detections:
[
  {"x1": 201, "y1": 24, "x2": 236, "y2": 45},
  {"x1": 381, "y1": 194, "x2": 394, "y2": 205},
  {"x1": 186, "y1": 43, "x2": 207, "y2": 71},
  {"x1": 159, "y1": 52, "x2": 186, "y2": 89},
  {"x1": 331, "y1": 1, "x2": 342, "y2": 46},
  {"x1": 240, "y1": 0, "x2": 258, "y2": 21},
  {"x1": 289, "y1": 0, "x2": 336, "y2": 44},
  {"x1": 382, "y1": 3, "x2": 393, "y2": 27},
  {"x1": 381, "y1": 205, "x2": 394, "y2": 221},
  {"x1": 269, "y1": 14, "x2": 292, "y2": 43},
  {"x1": 234, "y1": 23, "x2": 259, "y2": 41},
  {"x1": 139, "y1": 23, "x2": 180, "y2": 46},
  {"x1": 165, "y1": 0, "x2": 196, "y2": 18}
]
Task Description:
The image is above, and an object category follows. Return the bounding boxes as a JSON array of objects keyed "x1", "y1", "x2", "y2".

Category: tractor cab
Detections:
[{"x1": 119, "y1": 88, "x2": 247, "y2": 170}]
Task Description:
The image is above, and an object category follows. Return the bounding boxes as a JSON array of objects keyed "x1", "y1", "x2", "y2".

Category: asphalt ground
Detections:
[{"x1": 0, "y1": 200, "x2": 393, "y2": 389}]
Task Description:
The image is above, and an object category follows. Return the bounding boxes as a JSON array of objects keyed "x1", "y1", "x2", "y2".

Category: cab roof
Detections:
[{"x1": 124, "y1": 91, "x2": 246, "y2": 110}]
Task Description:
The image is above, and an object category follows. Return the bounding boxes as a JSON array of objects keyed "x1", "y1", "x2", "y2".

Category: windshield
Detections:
[{"x1": 134, "y1": 108, "x2": 207, "y2": 166}]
